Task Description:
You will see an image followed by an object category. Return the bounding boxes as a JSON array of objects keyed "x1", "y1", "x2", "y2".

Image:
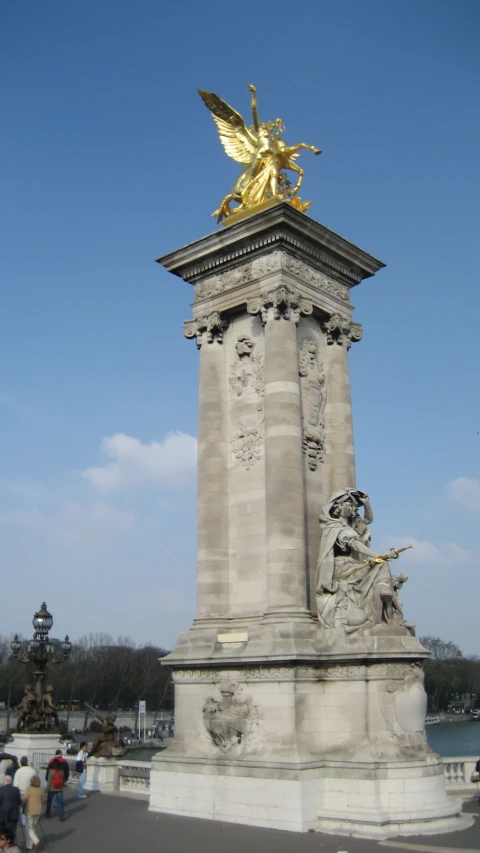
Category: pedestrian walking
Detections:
[
  {"x1": 0, "y1": 776, "x2": 21, "y2": 841},
  {"x1": 0, "y1": 757, "x2": 16, "y2": 788},
  {"x1": 45, "y1": 760, "x2": 66, "y2": 821},
  {"x1": 75, "y1": 742, "x2": 88, "y2": 799},
  {"x1": 45, "y1": 750, "x2": 69, "y2": 785},
  {"x1": 11, "y1": 758, "x2": 33, "y2": 830},
  {"x1": 22, "y1": 775, "x2": 43, "y2": 851},
  {"x1": 3, "y1": 762, "x2": 18, "y2": 785}
]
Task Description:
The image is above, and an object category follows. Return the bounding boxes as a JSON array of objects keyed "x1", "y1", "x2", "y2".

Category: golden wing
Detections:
[{"x1": 198, "y1": 89, "x2": 257, "y2": 164}]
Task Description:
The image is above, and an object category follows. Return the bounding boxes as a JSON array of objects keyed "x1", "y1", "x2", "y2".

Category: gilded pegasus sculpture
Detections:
[{"x1": 198, "y1": 84, "x2": 321, "y2": 223}]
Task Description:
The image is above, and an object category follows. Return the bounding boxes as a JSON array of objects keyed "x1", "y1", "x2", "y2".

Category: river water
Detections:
[{"x1": 426, "y1": 721, "x2": 480, "y2": 757}]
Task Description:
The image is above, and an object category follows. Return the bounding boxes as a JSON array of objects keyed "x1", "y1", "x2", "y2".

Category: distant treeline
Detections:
[
  {"x1": 420, "y1": 636, "x2": 480, "y2": 712},
  {"x1": 0, "y1": 633, "x2": 173, "y2": 731}
]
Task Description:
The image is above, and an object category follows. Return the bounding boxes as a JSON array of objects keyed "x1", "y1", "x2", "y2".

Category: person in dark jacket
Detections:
[
  {"x1": 3, "y1": 762, "x2": 18, "y2": 784},
  {"x1": 0, "y1": 776, "x2": 21, "y2": 839}
]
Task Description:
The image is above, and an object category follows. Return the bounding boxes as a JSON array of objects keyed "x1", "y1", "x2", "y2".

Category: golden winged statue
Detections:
[{"x1": 198, "y1": 84, "x2": 321, "y2": 224}]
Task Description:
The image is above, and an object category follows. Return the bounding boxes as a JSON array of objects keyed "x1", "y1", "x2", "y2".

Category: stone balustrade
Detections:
[{"x1": 443, "y1": 757, "x2": 480, "y2": 793}]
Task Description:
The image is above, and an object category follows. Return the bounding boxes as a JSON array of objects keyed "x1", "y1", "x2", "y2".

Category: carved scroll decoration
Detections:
[
  {"x1": 322, "y1": 313, "x2": 363, "y2": 349},
  {"x1": 184, "y1": 311, "x2": 229, "y2": 348},
  {"x1": 247, "y1": 285, "x2": 312, "y2": 325}
]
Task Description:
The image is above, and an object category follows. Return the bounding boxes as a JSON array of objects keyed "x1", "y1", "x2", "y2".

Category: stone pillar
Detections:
[
  {"x1": 322, "y1": 313, "x2": 362, "y2": 492},
  {"x1": 249, "y1": 286, "x2": 311, "y2": 619},
  {"x1": 185, "y1": 312, "x2": 230, "y2": 619}
]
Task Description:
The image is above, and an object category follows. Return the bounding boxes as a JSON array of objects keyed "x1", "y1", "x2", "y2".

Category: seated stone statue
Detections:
[
  {"x1": 87, "y1": 707, "x2": 126, "y2": 758},
  {"x1": 315, "y1": 488, "x2": 414, "y2": 636}
]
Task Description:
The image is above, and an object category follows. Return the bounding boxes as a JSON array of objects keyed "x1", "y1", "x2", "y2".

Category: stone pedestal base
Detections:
[
  {"x1": 149, "y1": 754, "x2": 470, "y2": 837},
  {"x1": 84, "y1": 757, "x2": 117, "y2": 793},
  {"x1": 5, "y1": 732, "x2": 63, "y2": 773},
  {"x1": 148, "y1": 657, "x2": 470, "y2": 837}
]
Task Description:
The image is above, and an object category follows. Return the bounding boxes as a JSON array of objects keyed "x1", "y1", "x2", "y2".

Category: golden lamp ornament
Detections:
[{"x1": 198, "y1": 84, "x2": 321, "y2": 225}]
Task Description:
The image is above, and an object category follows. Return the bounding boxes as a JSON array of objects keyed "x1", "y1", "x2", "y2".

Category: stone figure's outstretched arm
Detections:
[
  {"x1": 353, "y1": 539, "x2": 378, "y2": 560},
  {"x1": 248, "y1": 84, "x2": 260, "y2": 132},
  {"x1": 353, "y1": 539, "x2": 398, "y2": 561},
  {"x1": 85, "y1": 701, "x2": 104, "y2": 722}
]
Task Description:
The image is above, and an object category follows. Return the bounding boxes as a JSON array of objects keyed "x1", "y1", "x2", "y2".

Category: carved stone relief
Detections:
[
  {"x1": 321, "y1": 313, "x2": 362, "y2": 349},
  {"x1": 228, "y1": 335, "x2": 264, "y2": 411},
  {"x1": 228, "y1": 334, "x2": 265, "y2": 471},
  {"x1": 251, "y1": 251, "x2": 283, "y2": 278},
  {"x1": 299, "y1": 339, "x2": 326, "y2": 471},
  {"x1": 392, "y1": 664, "x2": 428, "y2": 734},
  {"x1": 173, "y1": 667, "x2": 296, "y2": 683},
  {"x1": 202, "y1": 681, "x2": 261, "y2": 753},
  {"x1": 231, "y1": 423, "x2": 263, "y2": 470},
  {"x1": 361, "y1": 663, "x2": 429, "y2": 761},
  {"x1": 247, "y1": 285, "x2": 313, "y2": 325},
  {"x1": 195, "y1": 262, "x2": 254, "y2": 299},
  {"x1": 184, "y1": 311, "x2": 229, "y2": 348},
  {"x1": 193, "y1": 251, "x2": 351, "y2": 303},
  {"x1": 283, "y1": 255, "x2": 350, "y2": 302}
]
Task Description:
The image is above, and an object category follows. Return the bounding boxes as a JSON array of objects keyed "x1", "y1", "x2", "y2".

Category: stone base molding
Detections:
[{"x1": 149, "y1": 754, "x2": 471, "y2": 837}]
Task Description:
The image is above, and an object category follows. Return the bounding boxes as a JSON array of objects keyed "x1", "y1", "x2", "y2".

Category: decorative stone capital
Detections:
[
  {"x1": 322, "y1": 313, "x2": 363, "y2": 349},
  {"x1": 247, "y1": 285, "x2": 312, "y2": 325},
  {"x1": 184, "y1": 311, "x2": 229, "y2": 349}
]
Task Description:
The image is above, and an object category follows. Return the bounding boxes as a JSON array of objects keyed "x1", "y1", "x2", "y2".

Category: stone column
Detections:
[
  {"x1": 249, "y1": 286, "x2": 311, "y2": 619},
  {"x1": 185, "y1": 312, "x2": 230, "y2": 619},
  {"x1": 322, "y1": 313, "x2": 362, "y2": 493}
]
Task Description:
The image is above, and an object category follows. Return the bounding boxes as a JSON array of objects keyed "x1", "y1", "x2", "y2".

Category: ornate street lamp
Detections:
[{"x1": 11, "y1": 602, "x2": 72, "y2": 733}]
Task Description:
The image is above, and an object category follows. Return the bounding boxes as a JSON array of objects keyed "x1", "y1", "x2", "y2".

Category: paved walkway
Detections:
[{"x1": 25, "y1": 789, "x2": 480, "y2": 853}]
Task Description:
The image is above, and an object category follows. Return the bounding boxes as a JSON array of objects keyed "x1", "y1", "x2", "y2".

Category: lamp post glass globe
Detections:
[
  {"x1": 62, "y1": 635, "x2": 72, "y2": 657},
  {"x1": 28, "y1": 638, "x2": 40, "y2": 654},
  {"x1": 32, "y1": 602, "x2": 53, "y2": 637},
  {"x1": 10, "y1": 634, "x2": 21, "y2": 657}
]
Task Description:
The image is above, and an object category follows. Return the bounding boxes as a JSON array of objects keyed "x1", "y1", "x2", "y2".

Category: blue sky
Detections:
[{"x1": 1, "y1": 0, "x2": 479, "y2": 651}]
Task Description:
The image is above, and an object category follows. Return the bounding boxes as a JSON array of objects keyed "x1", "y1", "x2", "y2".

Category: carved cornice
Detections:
[
  {"x1": 247, "y1": 285, "x2": 312, "y2": 325},
  {"x1": 184, "y1": 311, "x2": 229, "y2": 348},
  {"x1": 172, "y1": 662, "x2": 421, "y2": 684},
  {"x1": 157, "y1": 203, "x2": 385, "y2": 289},
  {"x1": 321, "y1": 313, "x2": 363, "y2": 349},
  {"x1": 178, "y1": 231, "x2": 363, "y2": 286}
]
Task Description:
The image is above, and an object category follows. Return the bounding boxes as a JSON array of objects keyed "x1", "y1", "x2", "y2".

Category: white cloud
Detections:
[
  {"x1": 0, "y1": 501, "x2": 134, "y2": 547},
  {"x1": 378, "y1": 536, "x2": 470, "y2": 565},
  {"x1": 82, "y1": 432, "x2": 197, "y2": 493},
  {"x1": 448, "y1": 477, "x2": 480, "y2": 515}
]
